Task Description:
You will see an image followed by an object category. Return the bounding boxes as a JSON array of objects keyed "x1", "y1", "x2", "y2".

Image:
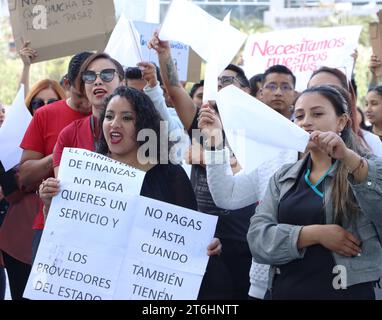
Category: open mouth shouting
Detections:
[
  {"x1": 110, "y1": 131, "x2": 123, "y2": 144},
  {"x1": 93, "y1": 88, "x2": 108, "y2": 99}
]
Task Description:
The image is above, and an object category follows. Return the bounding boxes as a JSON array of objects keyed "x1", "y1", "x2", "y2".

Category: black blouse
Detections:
[
  {"x1": 272, "y1": 157, "x2": 374, "y2": 300},
  {"x1": 140, "y1": 163, "x2": 197, "y2": 210}
]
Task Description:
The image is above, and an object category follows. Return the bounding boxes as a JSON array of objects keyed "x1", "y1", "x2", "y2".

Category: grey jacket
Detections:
[{"x1": 247, "y1": 155, "x2": 382, "y2": 289}]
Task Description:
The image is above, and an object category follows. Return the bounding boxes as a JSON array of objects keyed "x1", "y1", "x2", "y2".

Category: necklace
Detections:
[{"x1": 304, "y1": 161, "x2": 337, "y2": 198}]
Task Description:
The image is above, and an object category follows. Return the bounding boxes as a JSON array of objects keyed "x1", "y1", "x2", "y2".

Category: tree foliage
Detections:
[
  {"x1": 315, "y1": 11, "x2": 378, "y2": 106},
  {"x1": 0, "y1": 17, "x2": 69, "y2": 105}
]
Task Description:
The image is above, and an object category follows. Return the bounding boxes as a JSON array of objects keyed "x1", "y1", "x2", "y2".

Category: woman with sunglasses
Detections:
[
  {"x1": 248, "y1": 85, "x2": 382, "y2": 299},
  {"x1": 17, "y1": 40, "x2": 66, "y2": 115},
  {"x1": 15, "y1": 52, "x2": 123, "y2": 258},
  {"x1": 25, "y1": 79, "x2": 66, "y2": 115},
  {"x1": 52, "y1": 53, "x2": 125, "y2": 177}
]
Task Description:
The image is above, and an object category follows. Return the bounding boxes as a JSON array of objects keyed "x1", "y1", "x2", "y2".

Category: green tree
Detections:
[
  {"x1": 0, "y1": 17, "x2": 70, "y2": 105},
  {"x1": 230, "y1": 17, "x2": 273, "y2": 66},
  {"x1": 231, "y1": 17, "x2": 273, "y2": 35},
  {"x1": 316, "y1": 11, "x2": 378, "y2": 106}
]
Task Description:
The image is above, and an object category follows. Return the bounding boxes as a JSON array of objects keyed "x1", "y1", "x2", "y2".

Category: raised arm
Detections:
[
  {"x1": 198, "y1": 105, "x2": 260, "y2": 209},
  {"x1": 18, "y1": 40, "x2": 37, "y2": 96},
  {"x1": 368, "y1": 54, "x2": 381, "y2": 89},
  {"x1": 148, "y1": 31, "x2": 197, "y2": 130},
  {"x1": 140, "y1": 61, "x2": 183, "y2": 132}
]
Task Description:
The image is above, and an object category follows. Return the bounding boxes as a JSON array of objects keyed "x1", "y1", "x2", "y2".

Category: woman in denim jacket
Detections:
[{"x1": 248, "y1": 85, "x2": 382, "y2": 299}]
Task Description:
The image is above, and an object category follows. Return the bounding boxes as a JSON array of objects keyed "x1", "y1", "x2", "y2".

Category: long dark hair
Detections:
[
  {"x1": 97, "y1": 86, "x2": 171, "y2": 164},
  {"x1": 297, "y1": 86, "x2": 369, "y2": 224}
]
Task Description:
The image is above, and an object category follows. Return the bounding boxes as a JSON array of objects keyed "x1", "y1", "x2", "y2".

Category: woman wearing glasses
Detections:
[
  {"x1": 25, "y1": 80, "x2": 66, "y2": 115},
  {"x1": 8, "y1": 53, "x2": 124, "y2": 265},
  {"x1": 18, "y1": 41, "x2": 66, "y2": 115},
  {"x1": 52, "y1": 53, "x2": 125, "y2": 173}
]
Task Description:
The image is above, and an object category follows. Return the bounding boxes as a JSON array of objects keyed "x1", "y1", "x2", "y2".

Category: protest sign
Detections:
[
  {"x1": 114, "y1": 196, "x2": 217, "y2": 300},
  {"x1": 242, "y1": 25, "x2": 362, "y2": 91},
  {"x1": 24, "y1": 148, "x2": 217, "y2": 300},
  {"x1": 104, "y1": 14, "x2": 142, "y2": 69},
  {"x1": 8, "y1": 0, "x2": 116, "y2": 62},
  {"x1": 216, "y1": 85, "x2": 309, "y2": 173},
  {"x1": 159, "y1": 0, "x2": 247, "y2": 100},
  {"x1": 134, "y1": 20, "x2": 201, "y2": 82},
  {"x1": 0, "y1": 85, "x2": 31, "y2": 171},
  {"x1": 369, "y1": 10, "x2": 382, "y2": 76}
]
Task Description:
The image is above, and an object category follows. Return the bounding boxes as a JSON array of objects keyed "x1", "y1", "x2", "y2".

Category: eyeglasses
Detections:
[
  {"x1": 218, "y1": 76, "x2": 244, "y2": 88},
  {"x1": 82, "y1": 69, "x2": 117, "y2": 84},
  {"x1": 30, "y1": 98, "x2": 59, "y2": 111},
  {"x1": 263, "y1": 83, "x2": 293, "y2": 92}
]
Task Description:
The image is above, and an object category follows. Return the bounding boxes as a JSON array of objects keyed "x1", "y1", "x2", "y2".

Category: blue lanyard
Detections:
[{"x1": 304, "y1": 161, "x2": 337, "y2": 198}]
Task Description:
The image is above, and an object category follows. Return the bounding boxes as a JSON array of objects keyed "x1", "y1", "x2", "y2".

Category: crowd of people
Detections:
[{"x1": 1, "y1": 30, "x2": 382, "y2": 300}]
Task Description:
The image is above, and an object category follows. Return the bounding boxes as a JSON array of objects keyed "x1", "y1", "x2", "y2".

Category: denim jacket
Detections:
[{"x1": 247, "y1": 155, "x2": 382, "y2": 289}]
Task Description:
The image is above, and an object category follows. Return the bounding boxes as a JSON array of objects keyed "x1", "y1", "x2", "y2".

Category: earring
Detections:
[{"x1": 339, "y1": 131, "x2": 342, "y2": 136}]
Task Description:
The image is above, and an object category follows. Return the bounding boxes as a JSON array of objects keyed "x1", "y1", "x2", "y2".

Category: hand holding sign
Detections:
[
  {"x1": 369, "y1": 54, "x2": 382, "y2": 76},
  {"x1": 9, "y1": 0, "x2": 116, "y2": 63},
  {"x1": 104, "y1": 14, "x2": 142, "y2": 68},
  {"x1": 19, "y1": 39, "x2": 38, "y2": 66},
  {"x1": 38, "y1": 177, "x2": 60, "y2": 220},
  {"x1": 137, "y1": 62, "x2": 158, "y2": 88},
  {"x1": 198, "y1": 104, "x2": 224, "y2": 149},
  {"x1": 148, "y1": 30, "x2": 171, "y2": 57},
  {"x1": 207, "y1": 238, "x2": 222, "y2": 256},
  {"x1": 25, "y1": 149, "x2": 218, "y2": 300}
]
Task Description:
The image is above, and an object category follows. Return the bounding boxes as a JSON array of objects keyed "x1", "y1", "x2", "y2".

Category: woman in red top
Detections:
[
  {"x1": 30, "y1": 54, "x2": 125, "y2": 260},
  {"x1": 53, "y1": 53, "x2": 125, "y2": 175},
  {"x1": 0, "y1": 51, "x2": 91, "y2": 300}
]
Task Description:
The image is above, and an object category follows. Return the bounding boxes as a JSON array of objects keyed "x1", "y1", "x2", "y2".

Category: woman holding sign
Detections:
[
  {"x1": 40, "y1": 85, "x2": 227, "y2": 300},
  {"x1": 248, "y1": 85, "x2": 382, "y2": 299}
]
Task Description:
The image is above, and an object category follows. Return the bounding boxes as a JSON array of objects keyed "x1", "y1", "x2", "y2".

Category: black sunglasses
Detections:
[
  {"x1": 30, "y1": 98, "x2": 59, "y2": 111},
  {"x1": 82, "y1": 69, "x2": 117, "y2": 84}
]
